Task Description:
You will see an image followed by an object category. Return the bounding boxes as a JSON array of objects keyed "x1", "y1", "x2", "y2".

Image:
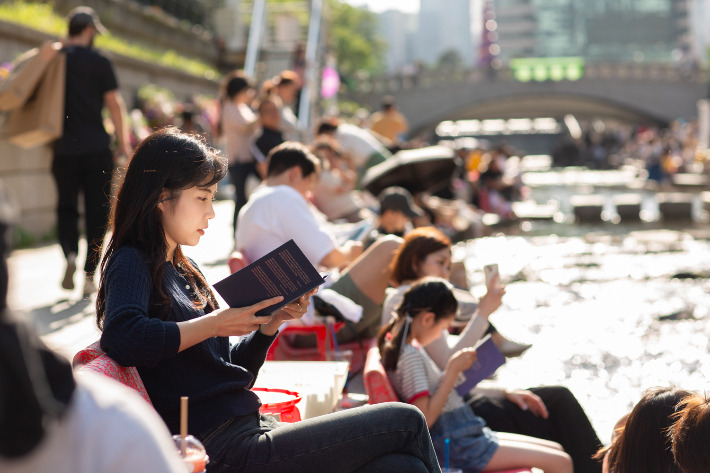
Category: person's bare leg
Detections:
[
  {"x1": 496, "y1": 431, "x2": 565, "y2": 450},
  {"x1": 483, "y1": 438, "x2": 573, "y2": 473},
  {"x1": 341, "y1": 235, "x2": 402, "y2": 304}
]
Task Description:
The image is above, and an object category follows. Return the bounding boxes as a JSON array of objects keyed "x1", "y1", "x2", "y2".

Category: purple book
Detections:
[
  {"x1": 213, "y1": 239, "x2": 327, "y2": 316},
  {"x1": 454, "y1": 334, "x2": 506, "y2": 397}
]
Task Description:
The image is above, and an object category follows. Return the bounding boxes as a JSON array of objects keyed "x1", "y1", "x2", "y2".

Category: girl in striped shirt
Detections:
[{"x1": 378, "y1": 278, "x2": 573, "y2": 473}]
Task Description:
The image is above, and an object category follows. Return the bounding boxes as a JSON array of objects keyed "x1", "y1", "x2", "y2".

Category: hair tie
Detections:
[
  {"x1": 399, "y1": 315, "x2": 413, "y2": 354},
  {"x1": 385, "y1": 331, "x2": 393, "y2": 341}
]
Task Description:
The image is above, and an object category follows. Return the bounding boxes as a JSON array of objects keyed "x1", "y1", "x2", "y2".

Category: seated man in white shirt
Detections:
[{"x1": 236, "y1": 142, "x2": 401, "y2": 343}]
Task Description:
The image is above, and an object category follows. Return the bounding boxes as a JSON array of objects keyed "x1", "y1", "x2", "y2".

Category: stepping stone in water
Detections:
[
  {"x1": 571, "y1": 195, "x2": 605, "y2": 222},
  {"x1": 612, "y1": 193, "x2": 642, "y2": 221},
  {"x1": 657, "y1": 192, "x2": 693, "y2": 220}
]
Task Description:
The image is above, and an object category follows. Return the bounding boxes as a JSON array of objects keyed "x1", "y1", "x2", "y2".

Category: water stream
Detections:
[{"x1": 457, "y1": 167, "x2": 710, "y2": 442}]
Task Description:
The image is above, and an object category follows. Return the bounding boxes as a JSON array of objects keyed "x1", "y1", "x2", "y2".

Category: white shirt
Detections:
[
  {"x1": 236, "y1": 185, "x2": 336, "y2": 267},
  {"x1": 0, "y1": 371, "x2": 186, "y2": 473}
]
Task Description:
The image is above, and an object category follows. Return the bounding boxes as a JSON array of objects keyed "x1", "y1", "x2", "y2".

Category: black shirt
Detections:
[
  {"x1": 253, "y1": 127, "x2": 284, "y2": 161},
  {"x1": 53, "y1": 46, "x2": 118, "y2": 156}
]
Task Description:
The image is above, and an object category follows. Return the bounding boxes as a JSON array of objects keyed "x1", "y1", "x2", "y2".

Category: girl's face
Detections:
[
  {"x1": 159, "y1": 183, "x2": 217, "y2": 259},
  {"x1": 416, "y1": 247, "x2": 452, "y2": 280},
  {"x1": 416, "y1": 311, "x2": 456, "y2": 347}
]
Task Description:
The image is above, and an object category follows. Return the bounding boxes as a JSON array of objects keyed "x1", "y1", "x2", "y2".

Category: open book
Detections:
[
  {"x1": 213, "y1": 240, "x2": 328, "y2": 316},
  {"x1": 454, "y1": 334, "x2": 506, "y2": 397}
]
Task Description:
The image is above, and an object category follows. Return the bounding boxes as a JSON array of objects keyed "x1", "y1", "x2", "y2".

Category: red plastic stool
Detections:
[{"x1": 252, "y1": 387, "x2": 302, "y2": 423}]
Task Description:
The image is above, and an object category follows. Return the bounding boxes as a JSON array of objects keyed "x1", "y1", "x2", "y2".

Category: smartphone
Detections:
[{"x1": 483, "y1": 263, "x2": 499, "y2": 287}]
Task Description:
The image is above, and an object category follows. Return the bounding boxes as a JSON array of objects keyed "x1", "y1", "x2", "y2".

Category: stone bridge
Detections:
[{"x1": 343, "y1": 64, "x2": 709, "y2": 136}]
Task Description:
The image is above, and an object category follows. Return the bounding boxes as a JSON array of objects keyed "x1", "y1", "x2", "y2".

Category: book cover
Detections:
[
  {"x1": 213, "y1": 239, "x2": 327, "y2": 316},
  {"x1": 454, "y1": 334, "x2": 506, "y2": 397}
]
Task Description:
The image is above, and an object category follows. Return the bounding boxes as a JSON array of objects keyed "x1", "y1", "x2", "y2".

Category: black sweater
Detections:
[{"x1": 100, "y1": 247, "x2": 276, "y2": 435}]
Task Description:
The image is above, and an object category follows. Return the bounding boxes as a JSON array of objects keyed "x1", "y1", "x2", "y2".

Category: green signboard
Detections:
[{"x1": 509, "y1": 57, "x2": 585, "y2": 82}]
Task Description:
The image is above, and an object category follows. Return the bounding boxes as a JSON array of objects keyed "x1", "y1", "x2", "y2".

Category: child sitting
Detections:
[{"x1": 378, "y1": 277, "x2": 572, "y2": 473}]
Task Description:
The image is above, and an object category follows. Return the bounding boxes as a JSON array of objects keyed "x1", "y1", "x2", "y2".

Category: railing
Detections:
[{"x1": 346, "y1": 63, "x2": 708, "y2": 95}]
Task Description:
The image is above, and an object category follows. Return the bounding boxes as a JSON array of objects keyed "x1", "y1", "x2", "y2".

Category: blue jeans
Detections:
[{"x1": 197, "y1": 402, "x2": 441, "y2": 473}]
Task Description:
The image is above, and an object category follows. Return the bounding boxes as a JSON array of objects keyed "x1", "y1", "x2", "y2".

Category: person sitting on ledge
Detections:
[
  {"x1": 236, "y1": 141, "x2": 402, "y2": 345},
  {"x1": 96, "y1": 128, "x2": 441, "y2": 473}
]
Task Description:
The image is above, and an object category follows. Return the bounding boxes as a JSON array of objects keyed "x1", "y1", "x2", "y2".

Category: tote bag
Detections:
[
  {"x1": 7, "y1": 52, "x2": 66, "y2": 149},
  {"x1": 0, "y1": 43, "x2": 59, "y2": 112}
]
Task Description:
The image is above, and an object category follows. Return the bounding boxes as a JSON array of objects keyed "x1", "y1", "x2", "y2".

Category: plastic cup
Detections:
[
  {"x1": 325, "y1": 348, "x2": 353, "y2": 365},
  {"x1": 172, "y1": 434, "x2": 209, "y2": 473}
]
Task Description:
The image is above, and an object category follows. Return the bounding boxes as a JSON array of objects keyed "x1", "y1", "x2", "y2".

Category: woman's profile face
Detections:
[
  {"x1": 159, "y1": 183, "x2": 217, "y2": 253},
  {"x1": 416, "y1": 247, "x2": 452, "y2": 280}
]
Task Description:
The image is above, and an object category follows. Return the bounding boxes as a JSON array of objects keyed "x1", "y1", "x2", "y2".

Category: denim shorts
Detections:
[{"x1": 429, "y1": 405, "x2": 499, "y2": 473}]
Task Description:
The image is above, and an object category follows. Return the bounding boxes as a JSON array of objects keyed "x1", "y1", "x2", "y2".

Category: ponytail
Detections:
[{"x1": 377, "y1": 311, "x2": 412, "y2": 372}]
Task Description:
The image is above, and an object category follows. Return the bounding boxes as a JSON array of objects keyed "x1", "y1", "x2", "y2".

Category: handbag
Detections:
[
  {"x1": 7, "y1": 52, "x2": 66, "y2": 149},
  {"x1": 0, "y1": 43, "x2": 59, "y2": 112}
]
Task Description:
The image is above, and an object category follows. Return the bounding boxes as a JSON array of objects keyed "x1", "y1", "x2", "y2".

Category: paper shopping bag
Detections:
[
  {"x1": 0, "y1": 43, "x2": 59, "y2": 112},
  {"x1": 7, "y1": 52, "x2": 66, "y2": 149}
]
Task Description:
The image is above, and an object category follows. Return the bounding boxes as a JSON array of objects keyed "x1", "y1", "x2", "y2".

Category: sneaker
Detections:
[
  {"x1": 491, "y1": 331, "x2": 532, "y2": 358},
  {"x1": 62, "y1": 260, "x2": 76, "y2": 290},
  {"x1": 497, "y1": 339, "x2": 532, "y2": 358},
  {"x1": 82, "y1": 275, "x2": 97, "y2": 296}
]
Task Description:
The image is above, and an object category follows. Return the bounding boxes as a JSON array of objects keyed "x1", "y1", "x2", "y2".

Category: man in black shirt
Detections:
[
  {"x1": 53, "y1": 6, "x2": 130, "y2": 295},
  {"x1": 249, "y1": 95, "x2": 284, "y2": 177}
]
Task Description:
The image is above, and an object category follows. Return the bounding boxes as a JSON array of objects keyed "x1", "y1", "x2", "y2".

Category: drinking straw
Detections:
[
  {"x1": 328, "y1": 321, "x2": 341, "y2": 361},
  {"x1": 180, "y1": 396, "x2": 188, "y2": 456},
  {"x1": 445, "y1": 437, "x2": 450, "y2": 471}
]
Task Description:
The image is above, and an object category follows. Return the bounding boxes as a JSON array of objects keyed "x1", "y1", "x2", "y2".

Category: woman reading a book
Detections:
[
  {"x1": 95, "y1": 128, "x2": 441, "y2": 473},
  {"x1": 379, "y1": 278, "x2": 573, "y2": 472},
  {"x1": 384, "y1": 227, "x2": 603, "y2": 472}
]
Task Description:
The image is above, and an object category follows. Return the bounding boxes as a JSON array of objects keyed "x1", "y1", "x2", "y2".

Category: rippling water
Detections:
[{"x1": 457, "y1": 168, "x2": 710, "y2": 443}]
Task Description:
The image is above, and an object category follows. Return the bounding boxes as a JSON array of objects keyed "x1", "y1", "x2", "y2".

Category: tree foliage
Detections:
[{"x1": 325, "y1": 0, "x2": 385, "y2": 77}]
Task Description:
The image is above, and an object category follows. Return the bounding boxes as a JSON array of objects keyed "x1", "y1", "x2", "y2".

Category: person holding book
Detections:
[
  {"x1": 384, "y1": 226, "x2": 603, "y2": 472},
  {"x1": 378, "y1": 278, "x2": 573, "y2": 473},
  {"x1": 236, "y1": 141, "x2": 402, "y2": 344},
  {"x1": 96, "y1": 128, "x2": 441, "y2": 473}
]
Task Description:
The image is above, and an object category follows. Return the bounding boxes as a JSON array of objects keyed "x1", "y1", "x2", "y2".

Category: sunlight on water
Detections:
[{"x1": 460, "y1": 229, "x2": 710, "y2": 442}]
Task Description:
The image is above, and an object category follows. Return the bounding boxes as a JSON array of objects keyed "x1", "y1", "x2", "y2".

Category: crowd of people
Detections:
[{"x1": 2, "y1": 6, "x2": 710, "y2": 473}]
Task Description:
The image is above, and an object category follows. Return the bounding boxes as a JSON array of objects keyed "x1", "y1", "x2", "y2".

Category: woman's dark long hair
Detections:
[
  {"x1": 597, "y1": 387, "x2": 690, "y2": 473},
  {"x1": 377, "y1": 278, "x2": 458, "y2": 372},
  {"x1": 96, "y1": 127, "x2": 227, "y2": 329},
  {"x1": 390, "y1": 227, "x2": 451, "y2": 286},
  {"x1": 671, "y1": 393, "x2": 710, "y2": 473}
]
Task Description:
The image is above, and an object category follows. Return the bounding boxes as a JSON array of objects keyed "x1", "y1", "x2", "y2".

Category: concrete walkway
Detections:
[{"x1": 8, "y1": 200, "x2": 236, "y2": 361}]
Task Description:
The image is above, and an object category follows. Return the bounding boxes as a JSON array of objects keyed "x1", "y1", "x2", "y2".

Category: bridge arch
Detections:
[{"x1": 343, "y1": 65, "x2": 708, "y2": 136}]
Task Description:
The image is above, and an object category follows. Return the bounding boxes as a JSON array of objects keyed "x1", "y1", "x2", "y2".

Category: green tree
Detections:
[
  {"x1": 325, "y1": 0, "x2": 385, "y2": 77},
  {"x1": 438, "y1": 48, "x2": 463, "y2": 70}
]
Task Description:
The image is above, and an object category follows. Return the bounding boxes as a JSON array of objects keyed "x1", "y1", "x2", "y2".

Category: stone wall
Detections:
[
  {"x1": 0, "y1": 21, "x2": 219, "y2": 242},
  {"x1": 53, "y1": 0, "x2": 219, "y2": 64}
]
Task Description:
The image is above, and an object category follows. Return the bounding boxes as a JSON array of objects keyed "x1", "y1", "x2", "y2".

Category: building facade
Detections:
[{"x1": 492, "y1": 0, "x2": 692, "y2": 63}]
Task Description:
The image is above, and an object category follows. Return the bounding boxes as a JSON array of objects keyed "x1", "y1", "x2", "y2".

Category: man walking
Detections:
[{"x1": 53, "y1": 6, "x2": 130, "y2": 295}]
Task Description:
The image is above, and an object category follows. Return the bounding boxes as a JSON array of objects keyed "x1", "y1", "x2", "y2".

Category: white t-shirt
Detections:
[
  {"x1": 389, "y1": 343, "x2": 465, "y2": 414},
  {"x1": 0, "y1": 371, "x2": 186, "y2": 473},
  {"x1": 236, "y1": 185, "x2": 336, "y2": 267}
]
